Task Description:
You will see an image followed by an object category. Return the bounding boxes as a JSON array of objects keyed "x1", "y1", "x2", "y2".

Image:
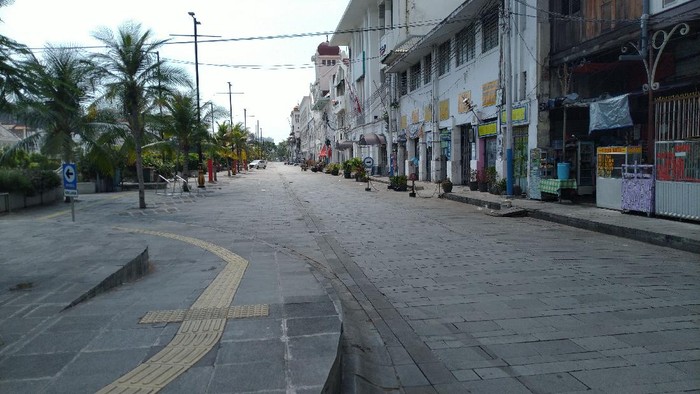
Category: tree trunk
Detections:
[
  {"x1": 134, "y1": 132, "x2": 146, "y2": 209},
  {"x1": 182, "y1": 147, "x2": 190, "y2": 183}
]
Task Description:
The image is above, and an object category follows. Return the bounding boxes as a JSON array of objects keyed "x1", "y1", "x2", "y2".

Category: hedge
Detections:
[{"x1": 0, "y1": 169, "x2": 61, "y2": 196}]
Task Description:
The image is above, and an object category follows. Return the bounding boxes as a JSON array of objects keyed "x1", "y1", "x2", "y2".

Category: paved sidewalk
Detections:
[
  {"x1": 370, "y1": 176, "x2": 700, "y2": 255},
  {"x1": 0, "y1": 174, "x2": 342, "y2": 394}
]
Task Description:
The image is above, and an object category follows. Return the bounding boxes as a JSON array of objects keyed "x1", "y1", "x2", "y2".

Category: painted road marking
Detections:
[
  {"x1": 39, "y1": 194, "x2": 124, "y2": 220},
  {"x1": 97, "y1": 228, "x2": 249, "y2": 393}
]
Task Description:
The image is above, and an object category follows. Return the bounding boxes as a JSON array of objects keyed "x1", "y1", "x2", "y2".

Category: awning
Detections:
[
  {"x1": 319, "y1": 145, "x2": 328, "y2": 157},
  {"x1": 336, "y1": 140, "x2": 354, "y2": 150},
  {"x1": 359, "y1": 133, "x2": 387, "y2": 146},
  {"x1": 381, "y1": 35, "x2": 423, "y2": 65}
]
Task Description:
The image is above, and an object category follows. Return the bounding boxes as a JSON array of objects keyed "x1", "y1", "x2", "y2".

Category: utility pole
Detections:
[
  {"x1": 503, "y1": 1, "x2": 514, "y2": 196},
  {"x1": 228, "y1": 82, "x2": 233, "y2": 127}
]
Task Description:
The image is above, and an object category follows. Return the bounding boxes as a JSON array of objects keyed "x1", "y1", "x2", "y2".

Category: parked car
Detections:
[{"x1": 248, "y1": 160, "x2": 267, "y2": 169}]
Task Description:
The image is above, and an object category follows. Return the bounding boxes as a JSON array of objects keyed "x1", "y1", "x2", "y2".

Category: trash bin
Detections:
[{"x1": 557, "y1": 162, "x2": 571, "y2": 180}]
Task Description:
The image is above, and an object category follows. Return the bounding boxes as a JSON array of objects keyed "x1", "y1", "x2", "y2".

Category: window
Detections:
[
  {"x1": 400, "y1": 71, "x2": 408, "y2": 96},
  {"x1": 409, "y1": 63, "x2": 421, "y2": 91},
  {"x1": 437, "y1": 40, "x2": 450, "y2": 76},
  {"x1": 482, "y1": 8, "x2": 498, "y2": 53},
  {"x1": 423, "y1": 54, "x2": 432, "y2": 85},
  {"x1": 455, "y1": 24, "x2": 475, "y2": 67}
]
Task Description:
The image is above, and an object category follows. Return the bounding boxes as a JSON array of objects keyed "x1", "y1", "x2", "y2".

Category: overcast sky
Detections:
[{"x1": 0, "y1": 0, "x2": 349, "y2": 144}]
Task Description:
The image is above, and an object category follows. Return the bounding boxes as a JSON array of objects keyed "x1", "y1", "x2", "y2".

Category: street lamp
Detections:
[
  {"x1": 244, "y1": 110, "x2": 255, "y2": 171},
  {"x1": 188, "y1": 11, "x2": 205, "y2": 188}
]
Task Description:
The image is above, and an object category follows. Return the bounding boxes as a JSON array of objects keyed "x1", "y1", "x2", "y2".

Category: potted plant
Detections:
[
  {"x1": 486, "y1": 166, "x2": 497, "y2": 189},
  {"x1": 330, "y1": 163, "x2": 340, "y2": 175},
  {"x1": 469, "y1": 169, "x2": 478, "y2": 191},
  {"x1": 342, "y1": 160, "x2": 353, "y2": 178},
  {"x1": 388, "y1": 175, "x2": 397, "y2": 189},
  {"x1": 394, "y1": 175, "x2": 408, "y2": 191},
  {"x1": 441, "y1": 178, "x2": 453, "y2": 193},
  {"x1": 477, "y1": 169, "x2": 488, "y2": 192}
]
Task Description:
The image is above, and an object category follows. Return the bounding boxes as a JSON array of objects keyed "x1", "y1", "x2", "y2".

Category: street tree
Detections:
[
  {"x1": 92, "y1": 21, "x2": 189, "y2": 208},
  {"x1": 1, "y1": 46, "x2": 124, "y2": 201}
]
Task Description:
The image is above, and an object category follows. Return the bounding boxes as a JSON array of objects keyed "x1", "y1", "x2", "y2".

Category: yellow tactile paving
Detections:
[
  {"x1": 98, "y1": 228, "x2": 250, "y2": 393},
  {"x1": 139, "y1": 304, "x2": 269, "y2": 324}
]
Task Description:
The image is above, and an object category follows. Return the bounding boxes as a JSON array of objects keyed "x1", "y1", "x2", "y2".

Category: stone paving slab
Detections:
[{"x1": 0, "y1": 175, "x2": 341, "y2": 393}]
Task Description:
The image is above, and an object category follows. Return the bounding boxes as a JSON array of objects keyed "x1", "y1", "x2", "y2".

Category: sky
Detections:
[{"x1": 0, "y1": 0, "x2": 350, "y2": 144}]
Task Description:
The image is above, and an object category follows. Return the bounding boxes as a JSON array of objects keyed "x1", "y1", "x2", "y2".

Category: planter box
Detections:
[
  {"x1": 78, "y1": 182, "x2": 96, "y2": 194},
  {"x1": 2, "y1": 188, "x2": 63, "y2": 212}
]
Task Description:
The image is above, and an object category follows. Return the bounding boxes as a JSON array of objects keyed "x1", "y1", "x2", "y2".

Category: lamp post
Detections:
[
  {"x1": 228, "y1": 82, "x2": 233, "y2": 127},
  {"x1": 244, "y1": 110, "x2": 255, "y2": 171},
  {"x1": 188, "y1": 11, "x2": 205, "y2": 188}
]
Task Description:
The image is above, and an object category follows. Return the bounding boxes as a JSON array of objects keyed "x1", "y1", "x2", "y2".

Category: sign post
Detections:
[
  {"x1": 363, "y1": 157, "x2": 373, "y2": 192},
  {"x1": 62, "y1": 163, "x2": 78, "y2": 222}
]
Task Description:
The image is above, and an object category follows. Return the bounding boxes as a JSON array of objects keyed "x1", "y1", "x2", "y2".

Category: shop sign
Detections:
[
  {"x1": 500, "y1": 103, "x2": 529, "y2": 125},
  {"x1": 597, "y1": 146, "x2": 642, "y2": 154},
  {"x1": 439, "y1": 99, "x2": 450, "y2": 121},
  {"x1": 482, "y1": 80, "x2": 498, "y2": 107},
  {"x1": 458, "y1": 91, "x2": 472, "y2": 113},
  {"x1": 424, "y1": 104, "x2": 432, "y2": 121},
  {"x1": 478, "y1": 122, "x2": 497, "y2": 138}
]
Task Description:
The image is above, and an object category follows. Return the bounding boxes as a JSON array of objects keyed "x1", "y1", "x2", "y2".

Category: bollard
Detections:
[{"x1": 409, "y1": 180, "x2": 416, "y2": 197}]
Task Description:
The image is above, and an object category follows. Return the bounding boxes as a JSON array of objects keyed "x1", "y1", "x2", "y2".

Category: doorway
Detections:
[{"x1": 460, "y1": 125, "x2": 472, "y2": 185}]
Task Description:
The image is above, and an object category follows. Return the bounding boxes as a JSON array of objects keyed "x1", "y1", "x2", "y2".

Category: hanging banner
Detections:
[{"x1": 589, "y1": 94, "x2": 633, "y2": 132}]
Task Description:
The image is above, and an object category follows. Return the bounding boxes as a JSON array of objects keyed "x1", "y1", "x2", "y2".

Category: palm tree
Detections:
[
  {"x1": 0, "y1": 4, "x2": 32, "y2": 112},
  {"x1": 1, "y1": 46, "x2": 125, "y2": 200},
  {"x1": 215, "y1": 122, "x2": 233, "y2": 176},
  {"x1": 92, "y1": 21, "x2": 189, "y2": 208},
  {"x1": 229, "y1": 123, "x2": 249, "y2": 174},
  {"x1": 146, "y1": 90, "x2": 205, "y2": 184}
]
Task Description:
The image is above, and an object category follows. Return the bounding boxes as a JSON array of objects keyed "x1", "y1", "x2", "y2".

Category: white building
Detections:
[
  {"x1": 330, "y1": 0, "x2": 466, "y2": 175},
  {"x1": 384, "y1": 0, "x2": 543, "y2": 191}
]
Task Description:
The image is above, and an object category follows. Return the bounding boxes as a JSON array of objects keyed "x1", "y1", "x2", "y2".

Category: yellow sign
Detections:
[
  {"x1": 458, "y1": 91, "x2": 471, "y2": 113},
  {"x1": 412, "y1": 109, "x2": 419, "y2": 124},
  {"x1": 478, "y1": 122, "x2": 497, "y2": 137},
  {"x1": 500, "y1": 104, "x2": 528, "y2": 125},
  {"x1": 439, "y1": 99, "x2": 450, "y2": 121},
  {"x1": 482, "y1": 80, "x2": 498, "y2": 107},
  {"x1": 424, "y1": 105, "x2": 432, "y2": 121},
  {"x1": 401, "y1": 115, "x2": 407, "y2": 129},
  {"x1": 597, "y1": 154, "x2": 614, "y2": 177},
  {"x1": 597, "y1": 146, "x2": 642, "y2": 154}
]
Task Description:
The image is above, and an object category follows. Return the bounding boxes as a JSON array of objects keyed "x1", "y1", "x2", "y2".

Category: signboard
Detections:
[
  {"x1": 500, "y1": 103, "x2": 530, "y2": 125},
  {"x1": 63, "y1": 163, "x2": 78, "y2": 197},
  {"x1": 478, "y1": 122, "x2": 497, "y2": 138},
  {"x1": 439, "y1": 99, "x2": 450, "y2": 121},
  {"x1": 363, "y1": 156, "x2": 374, "y2": 168},
  {"x1": 482, "y1": 80, "x2": 498, "y2": 107}
]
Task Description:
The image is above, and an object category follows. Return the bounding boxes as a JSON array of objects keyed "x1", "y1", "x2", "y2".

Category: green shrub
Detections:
[
  {"x1": 0, "y1": 169, "x2": 33, "y2": 194},
  {"x1": 0, "y1": 169, "x2": 60, "y2": 195}
]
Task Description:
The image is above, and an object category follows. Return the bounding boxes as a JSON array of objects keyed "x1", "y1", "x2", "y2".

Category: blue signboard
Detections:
[{"x1": 63, "y1": 163, "x2": 78, "y2": 196}]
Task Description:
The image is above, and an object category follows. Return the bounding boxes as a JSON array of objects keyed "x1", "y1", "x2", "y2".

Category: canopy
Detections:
[
  {"x1": 319, "y1": 145, "x2": 328, "y2": 157},
  {"x1": 359, "y1": 133, "x2": 387, "y2": 146},
  {"x1": 336, "y1": 140, "x2": 354, "y2": 150}
]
